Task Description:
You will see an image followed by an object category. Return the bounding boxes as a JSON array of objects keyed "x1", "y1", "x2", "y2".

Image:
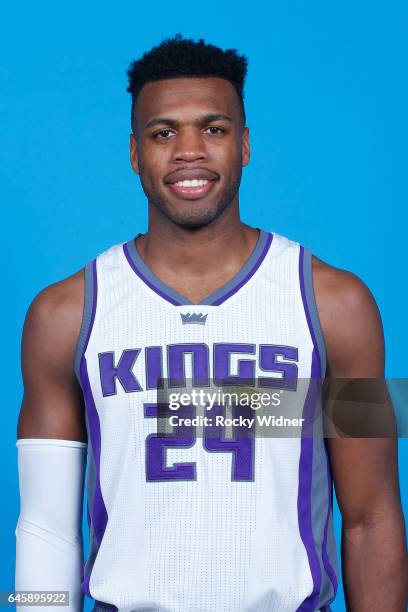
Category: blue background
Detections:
[{"x1": 1, "y1": 1, "x2": 407, "y2": 610}]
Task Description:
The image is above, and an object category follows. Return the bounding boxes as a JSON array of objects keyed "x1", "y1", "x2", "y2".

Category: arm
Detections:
[
  {"x1": 16, "y1": 270, "x2": 87, "y2": 611},
  {"x1": 313, "y1": 256, "x2": 408, "y2": 611}
]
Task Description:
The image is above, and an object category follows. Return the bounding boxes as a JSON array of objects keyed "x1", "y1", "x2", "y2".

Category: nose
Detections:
[{"x1": 173, "y1": 127, "x2": 206, "y2": 163}]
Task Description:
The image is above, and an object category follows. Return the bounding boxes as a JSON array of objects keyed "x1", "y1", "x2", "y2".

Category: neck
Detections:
[{"x1": 138, "y1": 201, "x2": 258, "y2": 279}]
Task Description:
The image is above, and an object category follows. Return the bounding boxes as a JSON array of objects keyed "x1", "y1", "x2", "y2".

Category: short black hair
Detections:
[{"x1": 126, "y1": 33, "x2": 248, "y2": 133}]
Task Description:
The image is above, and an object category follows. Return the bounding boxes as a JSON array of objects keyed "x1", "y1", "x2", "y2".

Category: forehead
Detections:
[{"x1": 136, "y1": 77, "x2": 241, "y2": 125}]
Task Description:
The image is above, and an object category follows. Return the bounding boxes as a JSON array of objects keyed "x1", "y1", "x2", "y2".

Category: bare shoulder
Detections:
[
  {"x1": 18, "y1": 268, "x2": 86, "y2": 441},
  {"x1": 23, "y1": 268, "x2": 85, "y2": 364},
  {"x1": 27, "y1": 268, "x2": 84, "y2": 316},
  {"x1": 311, "y1": 255, "x2": 377, "y2": 314},
  {"x1": 311, "y1": 255, "x2": 384, "y2": 377}
]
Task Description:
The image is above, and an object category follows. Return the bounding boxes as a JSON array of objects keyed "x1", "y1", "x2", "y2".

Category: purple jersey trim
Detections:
[
  {"x1": 297, "y1": 245, "x2": 337, "y2": 609},
  {"x1": 299, "y1": 247, "x2": 322, "y2": 374},
  {"x1": 80, "y1": 357, "x2": 110, "y2": 599},
  {"x1": 300, "y1": 245, "x2": 338, "y2": 599},
  {"x1": 84, "y1": 259, "x2": 97, "y2": 352},
  {"x1": 74, "y1": 259, "x2": 98, "y2": 380},
  {"x1": 123, "y1": 230, "x2": 273, "y2": 307},
  {"x1": 75, "y1": 259, "x2": 112, "y2": 604},
  {"x1": 93, "y1": 602, "x2": 118, "y2": 612},
  {"x1": 296, "y1": 350, "x2": 323, "y2": 611},
  {"x1": 123, "y1": 241, "x2": 182, "y2": 306},
  {"x1": 210, "y1": 231, "x2": 273, "y2": 305}
]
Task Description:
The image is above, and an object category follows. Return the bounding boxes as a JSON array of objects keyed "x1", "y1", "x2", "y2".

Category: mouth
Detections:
[
  {"x1": 167, "y1": 178, "x2": 217, "y2": 200},
  {"x1": 165, "y1": 176, "x2": 219, "y2": 200}
]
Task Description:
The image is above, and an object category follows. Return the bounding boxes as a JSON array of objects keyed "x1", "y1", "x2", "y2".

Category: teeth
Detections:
[{"x1": 174, "y1": 179, "x2": 209, "y2": 187}]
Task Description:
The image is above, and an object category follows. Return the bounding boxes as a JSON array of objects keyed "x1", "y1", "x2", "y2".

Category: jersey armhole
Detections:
[
  {"x1": 74, "y1": 259, "x2": 98, "y2": 384},
  {"x1": 299, "y1": 246, "x2": 327, "y2": 378}
]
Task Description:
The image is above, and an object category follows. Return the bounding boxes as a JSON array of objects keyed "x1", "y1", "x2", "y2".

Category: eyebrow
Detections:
[{"x1": 144, "y1": 113, "x2": 233, "y2": 130}]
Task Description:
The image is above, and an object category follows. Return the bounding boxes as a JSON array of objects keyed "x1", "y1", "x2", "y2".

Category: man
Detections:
[{"x1": 15, "y1": 34, "x2": 407, "y2": 611}]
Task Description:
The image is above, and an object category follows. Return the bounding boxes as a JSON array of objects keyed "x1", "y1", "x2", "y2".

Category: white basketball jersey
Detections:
[{"x1": 75, "y1": 229, "x2": 338, "y2": 612}]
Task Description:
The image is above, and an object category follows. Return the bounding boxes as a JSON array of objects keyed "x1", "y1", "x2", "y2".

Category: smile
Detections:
[
  {"x1": 175, "y1": 179, "x2": 209, "y2": 187},
  {"x1": 166, "y1": 178, "x2": 217, "y2": 200}
]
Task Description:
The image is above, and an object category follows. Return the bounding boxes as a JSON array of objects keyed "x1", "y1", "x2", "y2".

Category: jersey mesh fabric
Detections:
[{"x1": 77, "y1": 231, "x2": 338, "y2": 612}]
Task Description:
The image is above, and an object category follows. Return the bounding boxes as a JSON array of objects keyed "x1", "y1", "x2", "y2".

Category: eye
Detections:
[
  {"x1": 204, "y1": 126, "x2": 225, "y2": 135},
  {"x1": 153, "y1": 129, "x2": 175, "y2": 140}
]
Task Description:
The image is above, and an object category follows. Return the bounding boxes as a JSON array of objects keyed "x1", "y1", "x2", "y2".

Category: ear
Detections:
[
  {"x1": 241, "y1": 127, "x2": 250, "y2": 167},
  {"x1": 130, "y1": 133, "x2": 140, "y2": 175}
]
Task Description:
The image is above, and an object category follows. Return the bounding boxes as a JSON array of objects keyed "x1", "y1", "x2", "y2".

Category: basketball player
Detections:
[{"x1": 15, "y1": 35, "x2": 407, "y2": 611}]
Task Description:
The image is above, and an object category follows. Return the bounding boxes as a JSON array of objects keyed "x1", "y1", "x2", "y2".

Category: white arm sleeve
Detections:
[{"x1": 15, "y1": 439, "x2": 88, "y2": 612}]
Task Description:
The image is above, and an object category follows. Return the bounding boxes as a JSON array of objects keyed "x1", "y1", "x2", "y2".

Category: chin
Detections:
[
  {"x1": 157, "y1": 199, "x2": 225, "y2": 230},
  {"x1": 170, "y1": 210, "x2": 220, "y2": 230},
  {"x1": 149, "y1": 186, "x2": 236, "y2": 230}
]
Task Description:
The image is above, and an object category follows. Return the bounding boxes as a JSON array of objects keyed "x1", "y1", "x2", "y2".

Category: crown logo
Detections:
[{"x1": 180, "y1": 312, "x2": 208, "y2": 325}]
